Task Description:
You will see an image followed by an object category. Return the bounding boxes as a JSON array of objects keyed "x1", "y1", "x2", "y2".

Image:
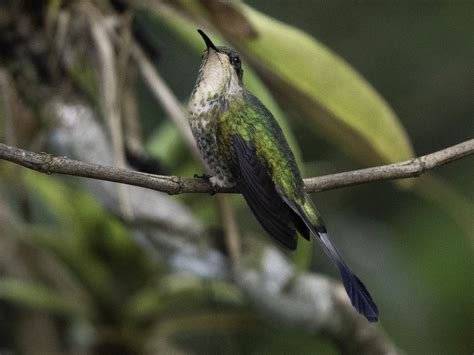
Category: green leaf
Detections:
[
  {"x1": 203, "y1": 3, "x2": 414, "y2": 167},
  {"x1": 0, "y1": 278, "x2": 87, "y2": 317},
  {"x1": 22, "y1": 172, "x2": 142, "y2": 303},
  {"x1": 23, "y1": 170, "x2": 84, "y2": 233},
  {"x1": 147, "y1": 121, "x2": 186, "y2": 167}
]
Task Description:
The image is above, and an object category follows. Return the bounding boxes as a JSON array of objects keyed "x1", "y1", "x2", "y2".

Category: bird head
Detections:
[{"x1": 196, "y1": 30, "x2": 244, "y2": 99}]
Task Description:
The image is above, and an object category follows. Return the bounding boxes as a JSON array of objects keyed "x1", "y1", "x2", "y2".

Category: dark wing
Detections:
[
  {"x1": 226, "y1": 121, "x2": 378, "y2": 321},
  {"x1": 229, "y1": 135, "x2": 308, "y2": 250}
]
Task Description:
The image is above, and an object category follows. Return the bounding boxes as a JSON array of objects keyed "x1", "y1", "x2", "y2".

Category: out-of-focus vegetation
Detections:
[{"x1": 0, "y1": 1, "x2": 472, "y2": 354}]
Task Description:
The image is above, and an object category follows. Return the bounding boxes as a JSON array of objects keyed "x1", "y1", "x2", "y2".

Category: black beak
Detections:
[{"x1": 197, "y1": 29, "x2": 220, "y2": 52}]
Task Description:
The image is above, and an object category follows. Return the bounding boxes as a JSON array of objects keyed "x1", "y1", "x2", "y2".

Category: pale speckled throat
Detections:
[{"x1": 189, "y1": 48, "x2": 242, "y2": 187}]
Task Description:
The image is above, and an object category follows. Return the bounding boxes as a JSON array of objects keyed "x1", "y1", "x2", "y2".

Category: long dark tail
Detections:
[
  {"x1": 317, "y1": 231, "x2": 379, "y2": 322},
  {"x1": 299, "y1": 197, "x2": 379, "y2": 322}
]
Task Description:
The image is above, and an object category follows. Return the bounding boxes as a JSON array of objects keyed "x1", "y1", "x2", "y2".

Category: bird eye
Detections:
[{"x1": 230, "y1": 56, "x2": 241, "y2": 66}]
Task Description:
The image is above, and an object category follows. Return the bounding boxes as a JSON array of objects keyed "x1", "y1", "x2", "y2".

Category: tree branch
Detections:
[
  {"x1": 0, "y1": 139, "x2": 472, "y2": 194},
  {"x1": 304, "y1": 138, "x2": 474, "y2": 192}
]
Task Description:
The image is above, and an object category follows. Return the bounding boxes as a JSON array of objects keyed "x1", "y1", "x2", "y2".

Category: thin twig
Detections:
[
  {"x1": 130, "y1": 42, "x2": 201, "y2": 161},
  {"x1": 217, "y1": 195, "x2": 241, "y2": 264},
  {"x1": 117, "y1": 17, "x2": 144, "y2": 156},
  {"x1": 0, "y1": 139, "x2": 472, "y2": 194},
  {"x1": 303, "y1": 139, "x2": 474, "y2": 192},
  {"x1": 0, "y1": 69, "x2": 15, "y2": 146},
  {"x1": 90, "y1": 13, "x2": 132, "y2": 219}
]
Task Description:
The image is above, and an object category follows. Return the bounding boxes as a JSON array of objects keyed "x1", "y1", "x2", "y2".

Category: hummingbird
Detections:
[{"x1": 189, "y1": 29, "x2": 378, "y2": 322}]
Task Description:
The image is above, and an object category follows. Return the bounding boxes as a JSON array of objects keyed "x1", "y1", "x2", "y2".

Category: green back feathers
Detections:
[{"x1": 219, "y1": 91, "x2": 304, "y2": 203}]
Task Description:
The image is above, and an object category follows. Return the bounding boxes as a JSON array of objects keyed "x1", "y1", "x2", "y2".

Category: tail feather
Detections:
[
  {"x1": 299, "y1": 198, "x2": 379, "y2": 322},
  {"x1": 318, "y1": 232, "x2": 379, "y2": 322}
]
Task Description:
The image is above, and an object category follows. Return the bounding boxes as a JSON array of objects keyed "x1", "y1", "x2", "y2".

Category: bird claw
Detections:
[
  {"x1": 194, "y1": 173, "x2": 211, "y2": 180},
  {"x1": 194, "y1": 173, "x2": 216, "y2": 195}
]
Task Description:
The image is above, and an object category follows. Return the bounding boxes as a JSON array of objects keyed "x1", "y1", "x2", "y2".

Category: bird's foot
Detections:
[
  {"x1": 194, "y1": 173, "x2": 218, "y2": 195},
  {"x1": 194, "y1": 174, "x2": 235, "y2": 195},
  {"x1": 194, "y1": 173, "x2": 211, "y2": 180},
  {"x1": 210, "y1": 176, "x2": 236, "y2": 188}
]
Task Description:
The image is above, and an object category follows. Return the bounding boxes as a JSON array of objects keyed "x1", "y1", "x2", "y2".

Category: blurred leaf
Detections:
[
  {"x1": 22, "y1": 171, "x2": 158, "y2": 311},
  {"x1": 23, "y1": 170, "x2": 84, "y2": 234},
  {"x1": 22, "y1": 172, "x2": 116, "y2": 291},
  {"x1": 68, "y1": 55, "x2": 98, "y2": 103},
  {"x1": 147, "y1": 121, "x2": 187, "y2": 168},
  {"x1": 159, "y1": 274, "x2": 244, "y2": 306},
  {"x1": 250, "y1": 326, "x2": 338, "y2": 355},
  {"x1": 202, "y1": 3, "x2": 414, "y2": 167},
  {"x1": 125, "y1": 285, "x2": 164, "y2": 323},
  {"x1": 413, "y1": 175, "x2": 474, "y2": 239},
  {"x1": 0, "y1": 278, "x2": 87, "y2": 317},
  {"x1": 293, "y1": 238, "x2": 312, "y2": 271},
  {"x1": 155, "y1": 311, "x2": 258, "y2": 339},
  {"x1": 125, "y1": 275, "x2": 243, "y2": 323}
]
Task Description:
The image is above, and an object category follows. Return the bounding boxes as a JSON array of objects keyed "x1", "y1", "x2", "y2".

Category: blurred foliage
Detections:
[
  {"x1": 0, "y1": 0, "x2": 473, "y2": 354},
  {"x1": 190, "y1": 1, "x2": 414, "y2": 166}
]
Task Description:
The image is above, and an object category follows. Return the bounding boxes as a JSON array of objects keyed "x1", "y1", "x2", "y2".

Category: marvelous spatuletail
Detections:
[{"x1": 189, "y1": 29, "x2": 378, "y2": 322}]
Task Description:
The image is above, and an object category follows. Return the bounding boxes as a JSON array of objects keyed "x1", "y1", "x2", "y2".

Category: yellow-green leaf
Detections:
[
  {"x1": 135, "y1": 5, "x2": 302, "y2": 164},
  {"x1": 208, "y1": 3, "x2": 414, "y2": 167}
]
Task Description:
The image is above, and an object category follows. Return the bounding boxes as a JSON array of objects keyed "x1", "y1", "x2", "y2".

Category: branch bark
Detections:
[{"x1": 0, "y1": 139, "x2": 472, "y2": 194}]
